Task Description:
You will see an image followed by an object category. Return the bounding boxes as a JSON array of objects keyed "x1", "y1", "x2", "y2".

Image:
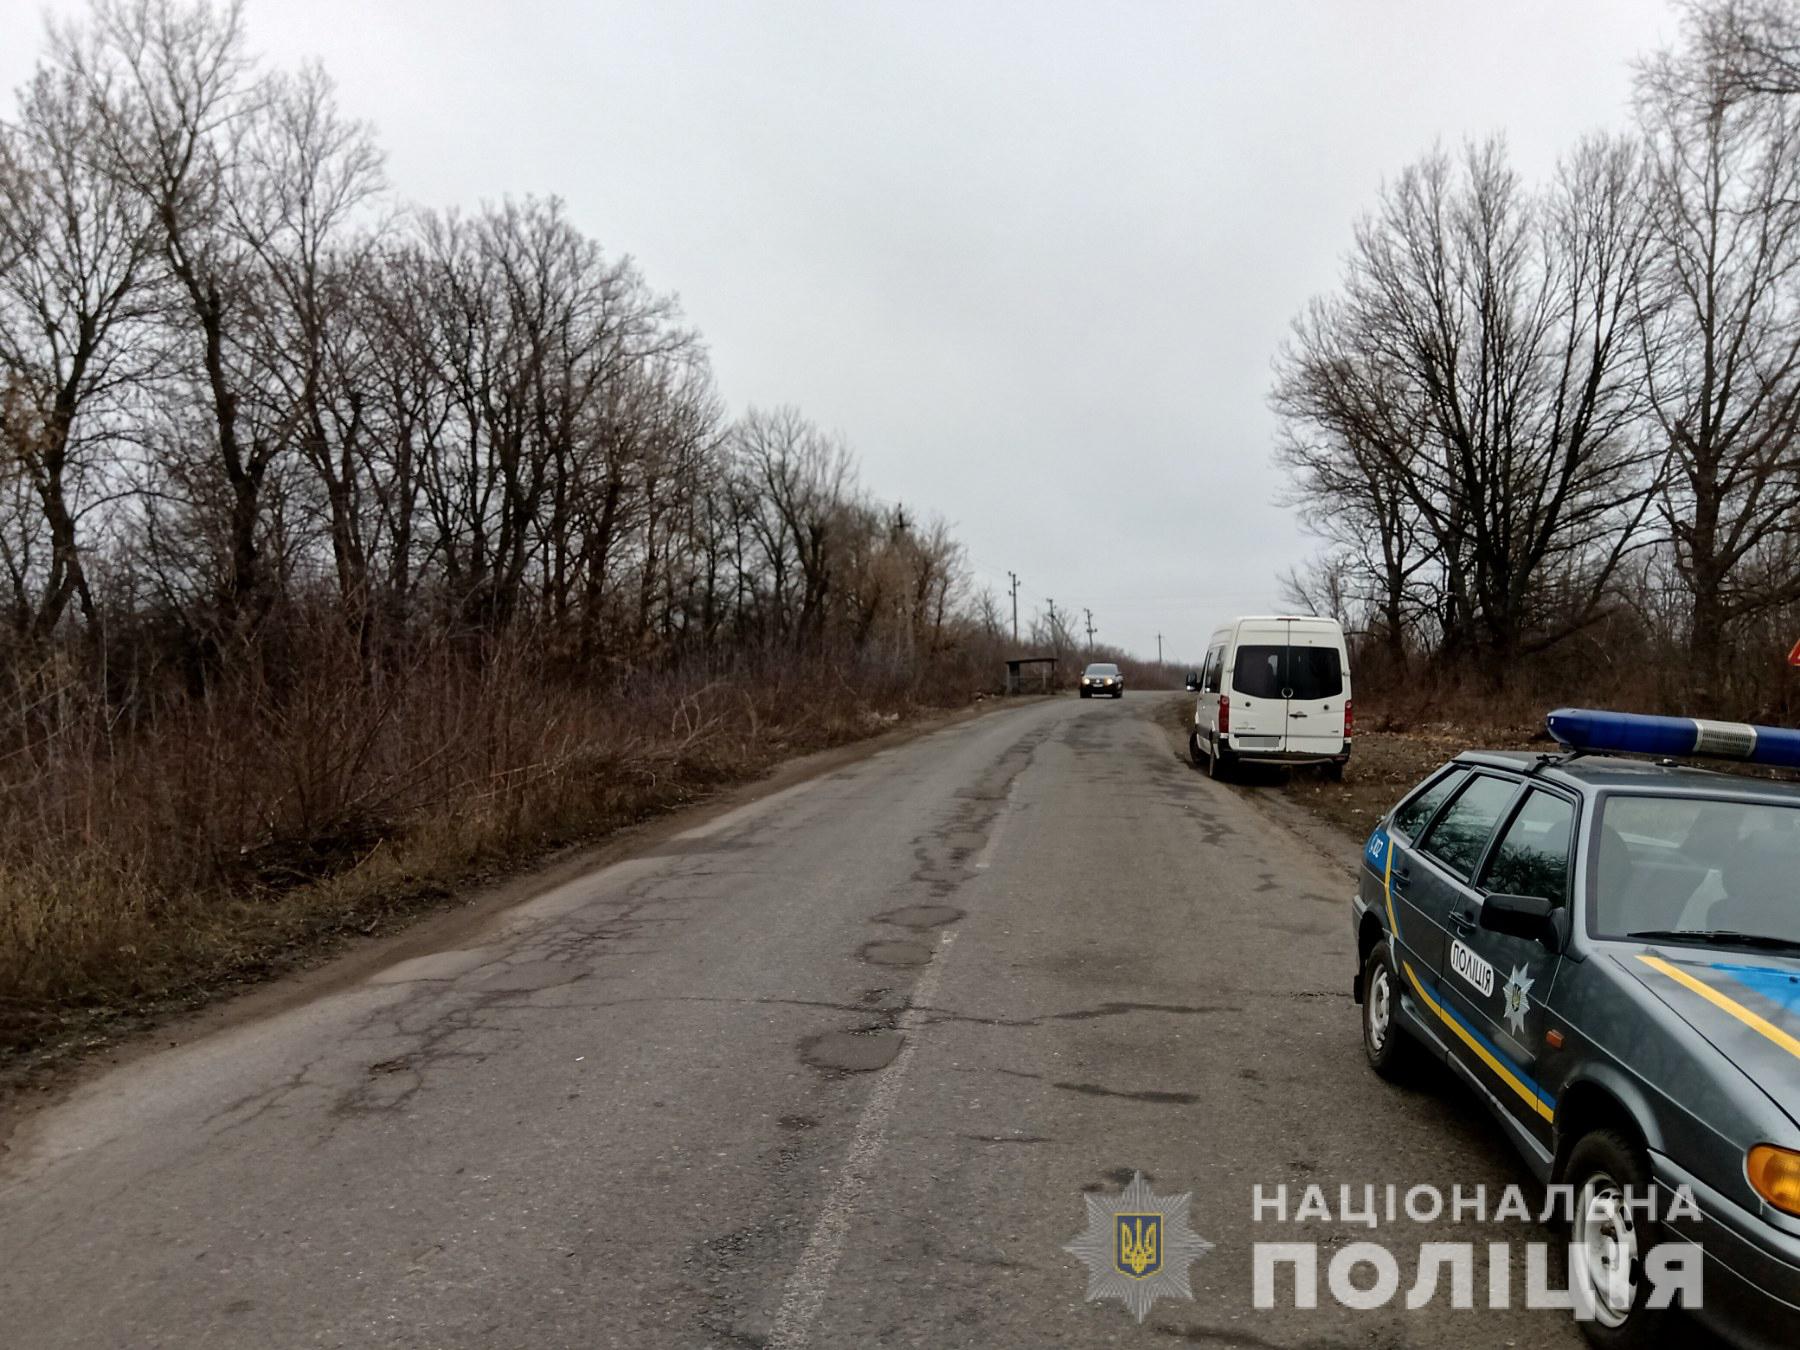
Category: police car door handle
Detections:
[{"x1": 1390, "y1": 864, "x2": 1411, "y2": 894}]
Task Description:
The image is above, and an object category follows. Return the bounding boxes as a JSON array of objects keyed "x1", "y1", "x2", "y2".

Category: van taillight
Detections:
[
  {"x1": 1218, "y1": 694, "x2": 1230, "y2": 734},
  {"x1": 1345, "y1": 698, "x2": 1353, "y2": 739}
]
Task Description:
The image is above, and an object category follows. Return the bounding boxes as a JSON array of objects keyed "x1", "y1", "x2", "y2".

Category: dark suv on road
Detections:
[
  {"x1": 1352, "y1": 716, "x2": 1800, "y2": 1349},
  {"x1": 1079, "y1": 663, "x2": 1124, "y2": 698}
]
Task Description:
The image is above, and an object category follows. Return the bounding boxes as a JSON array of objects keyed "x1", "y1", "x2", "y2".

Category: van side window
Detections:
[
  {"x1": 1480, "y1": 790, "x2": 1575, "y2": 906},
  {"x1": 1202, "y1": 646, "x2": 1223, "y2": 693},
  {"x1": 1420, "y1": 775, "x2": 1521, "y2": 879},
  {"x1": 1392, "y1": 768, "x2": 1467, "y2": 840}
]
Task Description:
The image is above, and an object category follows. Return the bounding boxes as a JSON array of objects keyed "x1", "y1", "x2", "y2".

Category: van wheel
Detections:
[
  {"x1": 1361, "y1": 940, "x2": 1418, "y2": 1080},
  {"x1": 1324, "y1": 761, "x2": 1345, "y2": 783},
  {"x1": 1208, "y1": 737, "x2": 1233, "y2": 781},
  {"x1": 1187, "y1": 730, "x2": 1204, "y2": 766}
]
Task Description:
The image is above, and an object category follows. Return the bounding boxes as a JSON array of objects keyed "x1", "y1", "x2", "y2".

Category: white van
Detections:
[{"x1": 1187, "y1": 616, "x2": 1351, "y2": 780}]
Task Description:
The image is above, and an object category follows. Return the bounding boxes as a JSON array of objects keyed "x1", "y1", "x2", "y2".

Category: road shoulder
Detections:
[{"x1": 1147, "y1": 692, "x2": 1366, "y2": 884}]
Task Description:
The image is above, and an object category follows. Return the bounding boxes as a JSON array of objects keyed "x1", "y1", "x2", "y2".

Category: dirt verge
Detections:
[{"x1": 1149, "y1": 695, "x2": 1540, "y2": 865}]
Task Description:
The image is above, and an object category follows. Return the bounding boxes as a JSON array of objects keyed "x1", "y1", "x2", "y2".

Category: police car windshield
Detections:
[
  {"x1": 1595, "y1": 795, "x2": 1800, "y2": 945},
  {"x1": 1084, "y1": 664, "x2": 1118, "y2": 676}
]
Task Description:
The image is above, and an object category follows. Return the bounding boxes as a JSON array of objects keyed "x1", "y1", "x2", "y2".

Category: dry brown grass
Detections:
[
  {"x1": 1153, "y1": 685, "x2": 1542, "y2": 841},
  {"x1": 0, "y1": 630, "x2": 996, "y2": 1076},
  {"x1": 1274, "y1": 725, "x2": 1537, "y2": 840}
]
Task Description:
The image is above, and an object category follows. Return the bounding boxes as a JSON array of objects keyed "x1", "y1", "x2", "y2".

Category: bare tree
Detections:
[
  {"x1": 1682, "y1": 0, "x2": 1800, "y2": 99},
  {"x1": 62, "y1": 0, "x2": 273, "y2": 629},
  {"x1": 1639, "y1": 41, "x2": 1800, "y2": 697},
  {"x1": 1274, "y1": 299, "x2": 1436, "y2": 668},
  {"x1": 225, "y1": 63, "x2": 383, "y2": 622},
  {"x1": 0, "y1": 54, "x2": 158, "y2": 639},
  {"x1": 1278, "y1": 138, "x2": 1662, "y2": 678},
  {"x1": 734, "y1": 406, "x2": 854, "y2": 648},
  {"x1": 1030, "y1": 599, "x2": 1074, "y2": 658},
  {"x1": 0, "y1": 0, "x2": 993, "y2": 718},
  {"x1": 1279, "y1": 553, "x2": 1355, "y2": 627}
]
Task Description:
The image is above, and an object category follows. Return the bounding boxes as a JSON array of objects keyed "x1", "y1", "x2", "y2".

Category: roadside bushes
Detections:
[
  {"x1": 0, "y1": 616, "x2": 1005, "y2": 1059},
  {"x1": 0, "y1": 1, "x2": 1025, "y2": 1065}
]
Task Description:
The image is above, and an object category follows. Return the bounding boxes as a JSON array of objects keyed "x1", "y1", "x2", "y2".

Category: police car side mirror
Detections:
[{"x1": 1480, "y1": 893, "x2": 1566, "y2": 953}]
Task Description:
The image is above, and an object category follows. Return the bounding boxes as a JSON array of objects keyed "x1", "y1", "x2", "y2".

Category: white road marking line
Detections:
[{"x1": 766, "y1": 929, "x2": 958, "y2": 1349}]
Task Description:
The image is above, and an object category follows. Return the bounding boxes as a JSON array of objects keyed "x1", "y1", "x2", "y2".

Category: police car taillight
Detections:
[{"x1": 1545, "y1": 707, "x2": 1800, "y2": 768}]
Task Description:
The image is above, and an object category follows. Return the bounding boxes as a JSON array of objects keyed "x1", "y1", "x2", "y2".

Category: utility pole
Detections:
[
  {"x1": 1008, "y1": 571, "x2": 1020, "y2": 645},
  {"x1": 1046, "y1": 598, "x2": 1058, "y2": 650},
  {"x1": 1084, "y1": 608, "x2": 1095, "y2": 647},
  {"x1": 1157, "y1": 632, "x2": 1163, "y2": 665}
]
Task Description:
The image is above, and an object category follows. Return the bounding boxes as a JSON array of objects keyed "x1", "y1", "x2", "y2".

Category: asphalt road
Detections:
[{"x1": 1, "y1": 695, "x2": 1586, "y2": 1349}]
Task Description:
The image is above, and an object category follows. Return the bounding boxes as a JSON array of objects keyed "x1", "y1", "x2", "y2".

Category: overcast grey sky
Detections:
[{"x1": 0, "y1": 0, "x2": 1679, "y2": 662}]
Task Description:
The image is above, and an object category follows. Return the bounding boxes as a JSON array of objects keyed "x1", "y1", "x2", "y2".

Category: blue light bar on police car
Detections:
[{"x1": 1545, "y1": 707, "x2": 1800, "y2": 768}]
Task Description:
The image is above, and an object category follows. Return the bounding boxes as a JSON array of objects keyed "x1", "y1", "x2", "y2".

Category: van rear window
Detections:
[
  {"x1": 1231, "y1": 644, "x2": 1343, "y2": 700},
  {"x1": 1289, "y1": 646, "x2": 1342, "y2": 700},
  {"x1": 1233, "y1": 646, "x2": 1284, "y2": 698}
]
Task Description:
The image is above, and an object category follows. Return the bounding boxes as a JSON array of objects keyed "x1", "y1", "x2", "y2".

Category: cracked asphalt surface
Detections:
[{"x1": 0, "y1": 694, "x2": 1584, "y2": 1348}]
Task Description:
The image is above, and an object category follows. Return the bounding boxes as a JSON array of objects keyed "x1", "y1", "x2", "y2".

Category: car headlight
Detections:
[{"x1": 1749, "y1": 1145, "x2": 1800, "y2": 1215}]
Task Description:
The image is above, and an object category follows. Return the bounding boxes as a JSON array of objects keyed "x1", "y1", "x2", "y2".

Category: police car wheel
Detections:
[
  {"x1": 1360, "y1": 940, "x2": 1416, "y2": 1080},
  {"x1": 1566, "y1": 1130, "x2": 1671, "y2": 1348}
]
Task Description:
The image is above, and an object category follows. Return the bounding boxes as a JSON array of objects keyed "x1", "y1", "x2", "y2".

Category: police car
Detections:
[{"x1": 1352, "y1": 710, "x2": 1800, "y2": 1348}]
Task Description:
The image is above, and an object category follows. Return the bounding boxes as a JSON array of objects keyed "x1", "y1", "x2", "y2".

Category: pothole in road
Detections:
[
  {"x1": 800, "y1": 1028, "x2": 906, "y2": 1073},
  {"x1": 873, "y1": 904, "x2": 964, "y2": 930},
  {"x1": 859, "y1": 938, "x2": 934, "y2": 967}
]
